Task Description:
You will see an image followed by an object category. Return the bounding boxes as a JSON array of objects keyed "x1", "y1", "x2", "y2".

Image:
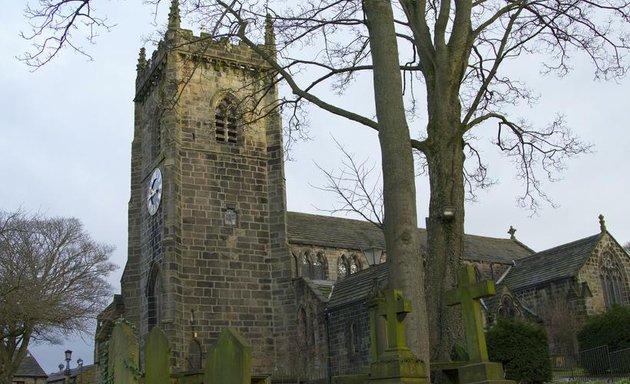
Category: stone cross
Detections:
[
  {"x1": 446, "y1": 265, "x2": 495, "y2": 362},
  {"x1": 377, "y1": 288, "x2": 412, "y2": 352}
]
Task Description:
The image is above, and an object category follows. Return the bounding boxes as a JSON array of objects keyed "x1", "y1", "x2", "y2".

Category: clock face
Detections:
[{"x1": 147, "y1": 168, "x2": 163, "y2": 216}]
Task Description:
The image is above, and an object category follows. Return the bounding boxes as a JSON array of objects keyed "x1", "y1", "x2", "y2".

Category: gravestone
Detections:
[
  {"x1": 108, "y1": 322, "x2": 140, "y2": 384},
  {"x1": 368, "y1": 289, "x2": 429, "y2": 384},
  {"x1": 204, "y1": 328, "x2": 251, "y2": 384},
  {"x1": 144, "y1": 326, "x2": 171, "y2": 384},
  {"x1": 444, "y1": 266, "x2": 515, "y2": 384}
]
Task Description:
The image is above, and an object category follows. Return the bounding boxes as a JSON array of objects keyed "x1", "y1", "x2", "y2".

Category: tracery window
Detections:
[
  {"x1": 498, "y1": 296, "x2": 516, "y2": 318},
  {"x1": 312, "y1": 252, "x2": 327, "y2": 280},
  {"x1": 337, "y1": 256, "x2": 349, "y2": 279},
  {"x1": 600, "y1": 253, "x2": 626, "y2": 308},
  {"x1": 301, "y1": 252, "x2": 311, "y2": 278},
  {"x1": 349, "y1": 255, "x2": 362, "y2": 275},
  {"x1": 214, "y1": 98, "x2": 238, "y2": 144}
]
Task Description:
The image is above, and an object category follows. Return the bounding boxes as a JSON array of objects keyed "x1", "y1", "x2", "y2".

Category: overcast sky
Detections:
[{"x1": 2, "y1": 1, "x2": 629, "y2": 375}]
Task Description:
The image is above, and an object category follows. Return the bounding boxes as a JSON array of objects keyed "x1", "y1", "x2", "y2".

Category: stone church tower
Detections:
[{"x1": 119, "y1": 0, "x2": 297, "y2": 376}]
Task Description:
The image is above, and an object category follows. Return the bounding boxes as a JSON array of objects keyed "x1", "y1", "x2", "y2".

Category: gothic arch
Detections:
[
  {"x1": 312, "y1": 252, "x2": 328, "y2": 280},
  {"x1": 599, "y1": 252, "x2": 627, "y2": 308},
  {"x1": 212, "y1": 93, "x2": 240, "y2": 144},
  {"x1": 337, "y1": 255, "x2": 349, "y2": 279},
  {"x1": 349, "y1": 254, "x2": 362, "y2": 275},
  {"x1": 296, "y1": 307, "x2": 308, "y2": 348},
  {"x1": 301, "y1": 251, "x2": 312, "y2": 278},
  {"x1": 146, "y1": 263, "x2": 163, "y2": 330}
]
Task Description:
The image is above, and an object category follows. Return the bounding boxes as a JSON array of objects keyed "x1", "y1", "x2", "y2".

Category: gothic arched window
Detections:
[
  {"x1": 498, "y1": 296, "x2": 516, "y2": 319},
  {"x1": 301, "y1": 252, "x2": 311, "y2": 278},
  {"x1": 214, "y1": 98, "x2": 238, "y2": 144},
  {"x1": 297, "y1": 307, "x2": 307, "y2": 348},
  {"x1": 147, "y1": 264, "x2": 163, "y2": 330},
  {"x1": 349, "y1": 255, "x2": 362, "y2": 275},
  {"x1": 600, "y1": 253, "x2": 626, "y2": 308},
  {"x1": 337, "y1": 256, "x2": 349, "y2": 279},
  {"x1": 474, "y1": 266, "x2": 482, "y2": 282},
  {"x1": 312, "y1": 252, "x2": 327, "y2": 280}
]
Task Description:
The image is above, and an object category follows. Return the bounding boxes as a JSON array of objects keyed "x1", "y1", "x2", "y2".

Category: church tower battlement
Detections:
[{"x1": 120, "y1": 0, "x2": 297, "y2": 375}]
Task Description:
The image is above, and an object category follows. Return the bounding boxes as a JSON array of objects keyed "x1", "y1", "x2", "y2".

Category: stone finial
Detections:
[
  {"x1": 599, "y1": 214, "x2": 606, "y2": 233},
  {"x1": 168, "y1": 0, "x2": 181, "y2": 30},
  {"x1": 136, "y1": 47, "x2": 147, "y2": 71},
  {"x1": 507, "y1": 225, "x2": 517, "y2": 240},
  {"x1": 264, "y1": 13, "x2": 276, "y2": 49}
]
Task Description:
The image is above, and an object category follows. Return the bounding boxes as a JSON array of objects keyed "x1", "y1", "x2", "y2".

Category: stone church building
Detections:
[{"x1": 96, "y1": 2, "x2": 630, "y2": 381}]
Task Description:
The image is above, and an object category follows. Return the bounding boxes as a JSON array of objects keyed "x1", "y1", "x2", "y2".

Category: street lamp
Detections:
[
  {"x1": 64, "y1": 350, "x2": 72, "y2": 383},
  {"x1": 77, "y1": 358, "x2": 84, "y2": 384},
  {"x1": 363, "y1": 245, "x2": 383, "y2": 267}
]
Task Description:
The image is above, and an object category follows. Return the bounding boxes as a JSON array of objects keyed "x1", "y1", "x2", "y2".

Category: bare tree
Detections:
[
  {"x1": 18, "y1": 0, "x2": 113, "y2": 68},
  {"x1": 539, "y1": 298, "x2": 584, "y2": 362},
  {"x1": 314, "y1": 139, "x2": 384, "y2": 227},
  {"x1": 21, "y1": 0, "x2": 630, "y2": 367},
  {"x1": 0, "y1": 211, "x2": 116, "y2": 384}
]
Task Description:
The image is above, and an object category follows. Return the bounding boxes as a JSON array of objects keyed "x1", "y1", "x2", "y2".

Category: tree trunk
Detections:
[
  {"x1": 424, "y1": 100, "x2": 466, "y2": 363},
  {"x1": 363, "y1": 0, "x2": 430, "y2": 364}
]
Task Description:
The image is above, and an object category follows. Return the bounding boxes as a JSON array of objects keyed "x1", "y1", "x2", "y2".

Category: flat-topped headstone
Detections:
[
  {"x1": 108, "y1": 322, "x2": 139, "y2": 384},
  {"x1": 204, "y1": 328, "x2": 251, "y2": 384},
  {"x1": 144, "y1": 326, "x2": 170, "y2": 384}
]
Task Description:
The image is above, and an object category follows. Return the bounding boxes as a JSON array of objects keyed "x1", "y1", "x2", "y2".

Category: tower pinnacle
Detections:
[{"x1": 168, "y1": 0, "x2": 181, "y2": 30}]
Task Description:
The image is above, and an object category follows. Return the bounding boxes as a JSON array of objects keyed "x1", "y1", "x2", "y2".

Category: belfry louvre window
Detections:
[{"x1": 215, "y1": 99, "x2": 238, "y2": 144}]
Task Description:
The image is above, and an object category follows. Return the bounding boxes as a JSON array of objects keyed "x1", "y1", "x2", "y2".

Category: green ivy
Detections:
[
  {"x1": 487, "y1": 318, "x2": 552, "y2": 384},
  {"x1": 578, "y1": 305, "x2": 630, "y2": 351}
]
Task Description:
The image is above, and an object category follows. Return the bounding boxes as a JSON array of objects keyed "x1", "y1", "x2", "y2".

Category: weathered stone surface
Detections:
[
  {"x1": 204, "y1": 328, "x2": 251, "y2": 384},
  {"x1": 446, "y1": 265, "x2": 495, "y2": 363},
  {"x1": 145, "y1": 326, "x2": 171, "y2": 384},
  {"x1": 108, "y1": 322, "x2": 139, "y2": 384}
]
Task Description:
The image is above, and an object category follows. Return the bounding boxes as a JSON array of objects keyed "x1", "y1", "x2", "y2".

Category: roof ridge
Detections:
[{"x1": 518, "y1": 233, "x2": 601, "y2": 264}]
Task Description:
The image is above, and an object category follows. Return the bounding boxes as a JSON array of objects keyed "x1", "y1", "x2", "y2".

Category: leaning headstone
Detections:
[
  {"x1": 204, "y1": 328, "x2": 251, "y2": 384},
  {"x1": 144, "y1": 326, "x2": 171, "y2": 384},
  {"x1": 445, "y1": 266, "x2": 515, "y2": 384},
  {"x1": 108, "y1": 322, "x2": 140, "y2": 384},
  {"x1": 367, "y1": 289, "x2": 429, "y2": 384}
]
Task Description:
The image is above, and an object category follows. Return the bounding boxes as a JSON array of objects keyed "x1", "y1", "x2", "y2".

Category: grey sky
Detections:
[{"x1": 1, "y1": 1, "x2": 628, "y2": 375}]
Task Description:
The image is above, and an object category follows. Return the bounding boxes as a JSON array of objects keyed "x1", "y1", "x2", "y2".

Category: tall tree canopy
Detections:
[
  {"x1": 0, "y1": 211, "x2": 115, "y2": 384},
  {"x1": 21, "y1": 0, "x2": 630, "y2": 365}
]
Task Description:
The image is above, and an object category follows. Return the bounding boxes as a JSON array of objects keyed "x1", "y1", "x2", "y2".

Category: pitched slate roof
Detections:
[
  {"x1": 327, "y1": 262, "x2": 389, "y2": 310},
  {"x1": 286, "y1": 212, "x2": 533, "y2": 263},
  {"x1": 503, "y1": 233, "x2": 602, "y2": 291},
  {"x1": 304, "y1": 279, "x2": 335, "y2": 302},
  {"x1": 14, "y1": 351, "x2": 47, "y2": 378}
]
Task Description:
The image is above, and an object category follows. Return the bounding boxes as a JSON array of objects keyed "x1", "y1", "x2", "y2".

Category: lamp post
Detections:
[
  {"x1": 77, "y1": 358, "x2": 83, "y2": 384},
  {"x1": 364, "y1": 245, "x2": 383, "y2": 267},
  {"x1": 64, "y1": 350, "x2": 72, "y2": 384}
]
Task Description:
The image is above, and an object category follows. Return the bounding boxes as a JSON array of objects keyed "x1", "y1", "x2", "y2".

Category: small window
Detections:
[{"x1": 215, "y1": 99, "x2": 238, "y2": 144}]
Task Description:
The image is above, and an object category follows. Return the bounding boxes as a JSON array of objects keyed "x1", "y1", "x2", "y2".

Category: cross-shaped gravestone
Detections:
[
  {"x1": 377, "y1": 288, "x2": 412, "y2": 352},
  {"x1": 446, "y1": 265, "x2": 495, "y2": 363}
]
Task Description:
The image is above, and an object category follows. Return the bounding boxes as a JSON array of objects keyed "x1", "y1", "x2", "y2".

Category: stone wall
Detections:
[
  {"x1": 327, "y1": 300, "x2": 371, "y2": 377},
  {"x1": 577, "y1": 232, "x2": 630, "y2": 314},
  {"x1": 121, "y1": 23, "x2": 296, "y2": 376}
]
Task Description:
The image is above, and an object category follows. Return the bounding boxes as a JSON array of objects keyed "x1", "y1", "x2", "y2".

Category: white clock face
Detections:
[{"x1": 147, "y1": 168, "x2": 163, "y2": 216}]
